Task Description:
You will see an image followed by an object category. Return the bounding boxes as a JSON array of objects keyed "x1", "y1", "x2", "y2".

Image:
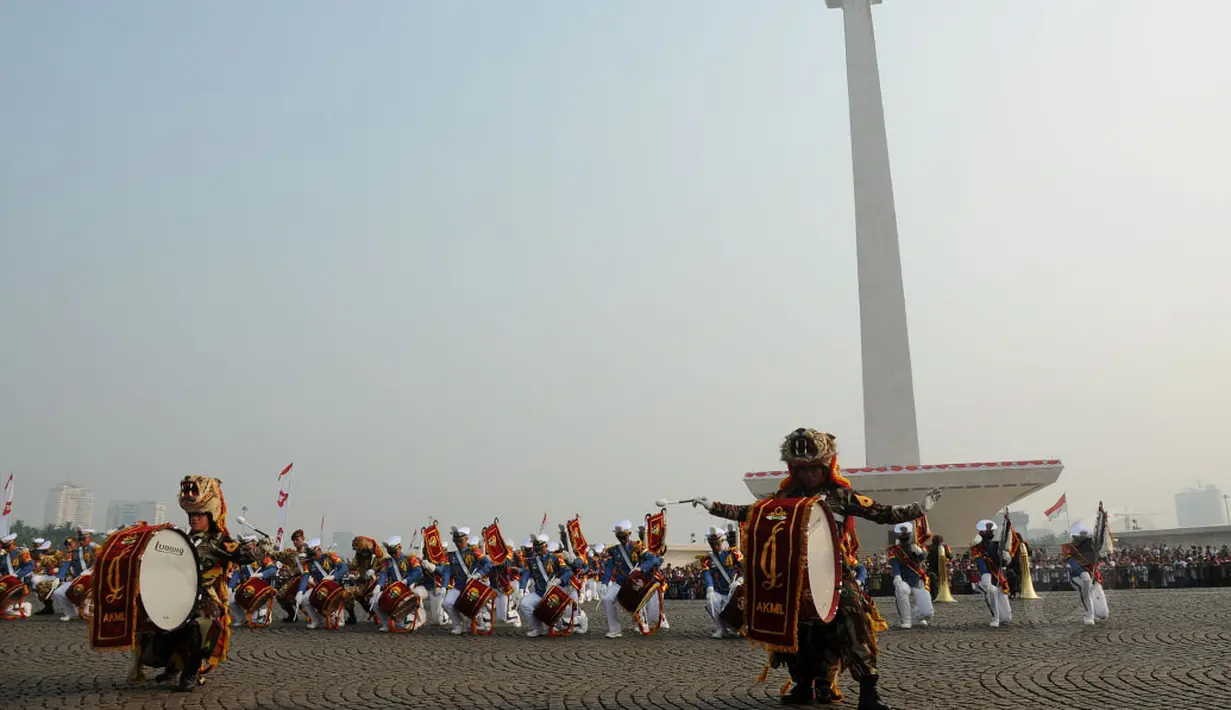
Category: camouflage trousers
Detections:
[{"x1": 782, "y1": 582, "x2": 881, "y2": 689}]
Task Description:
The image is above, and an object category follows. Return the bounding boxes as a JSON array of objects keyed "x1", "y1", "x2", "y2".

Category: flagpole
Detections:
[{"x1": 1064, "y1": 503, "x2": 1072, "y2": 534}]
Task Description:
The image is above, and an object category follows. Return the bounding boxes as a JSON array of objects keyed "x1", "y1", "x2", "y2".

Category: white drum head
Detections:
[
  {"x1": 138, "y1": 528, "x2": 200, "y2": 631},
  {"x1": 806, "y1": 500, "x2": 842, "y2": 624}
]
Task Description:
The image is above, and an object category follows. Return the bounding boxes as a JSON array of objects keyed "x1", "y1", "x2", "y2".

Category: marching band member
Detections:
[
  {"x1": 297, "y1": 539, "x2": 349, "y2": 629},
  {"x1": 1063, "y1": 522, "x2": 1111, "y2": 626},
  {"x1": 30, "y1": 539, "x2": 58, "y2": 615},
  {"x1": 489, "y1": 538, "x2": 523, "y2": 629},
  {"x1": 417, "y1": 545, "x2": 449, "y2": 627},
  {"x1": 586, "y1": 544, "x2": 604, "y2": 602},
  {"x1": 518, "y1": 534, "x2": 573, "y2": 637},
  {"x1": 441, "y1": 526, "x2": 493, "y2": 635},
  {"x1": 887, "y1": 522, "x2": 933, "y2": 629},
  {"x1": 693, "y1": 427, "x2": 941, "y2": 709},
  {"x1": 1, "y1": 533, "x2": 34, "y2": 617},
  {"x1": 274, "y1": 530, "x2": 307, "y2": 623},
  {"x1": 970, "y1": 520, "x2": 1012, "y2": 628},
  {"x1": 700, "y1": 526, "x2": 742, "y2": 639},
  {"x1": 129, "y1": 475, "x2": 269, "y2": 692},
  {"x1": 227, "y1": 538, "x2": 280, "y2": 626},
  {"x1": 51, "y1": 534, "x2": 89, "y2": 621},
  {"x1": 600, "y1": 520, "x2": 661, "y2": 639},
  {"x1": 370, "y1": 536, "x2": 427, "y2": 632}
]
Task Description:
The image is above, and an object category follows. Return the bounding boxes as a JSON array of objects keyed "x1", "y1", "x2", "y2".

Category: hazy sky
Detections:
[{"x1": 3, "y1": 1, "x2": 1230, "y2": 544}]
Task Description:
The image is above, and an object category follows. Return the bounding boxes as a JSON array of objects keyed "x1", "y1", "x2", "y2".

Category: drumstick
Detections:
[
  {"x1": 653, "y1": 498, "x2": 696, "y2": 507},
  {"x1": 235, "y1": 516, "x2": 273, "y2": 540}
]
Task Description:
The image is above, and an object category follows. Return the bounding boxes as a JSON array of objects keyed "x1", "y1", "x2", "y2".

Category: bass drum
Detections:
[{"x1": 137, "y1": 528, "x2": 201, "y2": 631}]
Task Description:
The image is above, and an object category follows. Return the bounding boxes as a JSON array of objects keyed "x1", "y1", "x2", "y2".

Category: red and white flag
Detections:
[
  {"x1": 1, "y1": 474, "x2": 13, "y2": 537},
  {"x1": 273, "y1": 463, "x2": 293, "y2": 547},
  {"x1": 1044, "y1": 492, "x2": 1067, "y2": 521}
]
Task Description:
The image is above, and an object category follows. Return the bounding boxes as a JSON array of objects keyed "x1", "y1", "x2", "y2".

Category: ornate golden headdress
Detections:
[{"x1": 178, "y1": 475, "x2": 228, "y2": 535}]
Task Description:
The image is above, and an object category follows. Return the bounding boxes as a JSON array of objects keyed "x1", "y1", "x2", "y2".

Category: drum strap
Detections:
[
  {"x1": 534, "y1": 556, "x2": 550, "y2": 587},
  {"x1": 455, "y1": 550, "x2": 471, "y2": 578},
  {"x1": 313, "y1": 561, "x2": 329, "y2": 580},
  {"x1": 709, "y1": 552, "x2": 733, "y2": 586},
  {"x1": 616, "y1": 544, "x2": 635, "y2": 577},
  {"x1": 392, "y1": 557, "x2": 404, "y2": 583},
  {"x1": 1, "y1": 555, "x2": 12, "y2": 576}
]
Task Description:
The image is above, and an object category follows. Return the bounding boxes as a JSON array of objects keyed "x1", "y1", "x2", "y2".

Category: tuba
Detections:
[
  {"x1": 1017, "y1": 538, "x2": 1040, "y2": 600},
  {"x1": 934, "y1": 540, "x2": 956, "y2": 603}
]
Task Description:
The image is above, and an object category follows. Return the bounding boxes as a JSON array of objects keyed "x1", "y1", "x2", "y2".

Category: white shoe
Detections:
[
  {"x1": 918, "y1": 620, "x2": 929, "y2": 628},
  {"x1": 1084, "y1": 618, "x2": 1095, "y2": 626},
  {"x1": 59, "y1": 615, "x2": 71, "y2": 622},
  {"x1": 898, "y1": 623, "x2": 911, "y2": 630},
  {"x1": 511, "y1": 618, "x2": 522, "y2": 628},
  {"x1": 711, "y1": 629, "x2": 725, "y2": 639},
  {"x1": 989, "y1": 620, "x2": 999, "y2": 628},
  {"x1": 660, "y1": 618, "x2": 669, "y2": 630},
  {"x1": 450, "y1": 627, "x2": 464, "y2": 635},
  {"x1": 306, "y1": 623, "x2": 318, "y2": 630},
  {"x1": 526, "y1": 629, "x2": 540, "y2": 638},
  {"x1": 605, "y1": 631, "x2": 622, "y2": 639},
  {"x1": 577, "y1": 613, "x2": 588, "y2": 635}
]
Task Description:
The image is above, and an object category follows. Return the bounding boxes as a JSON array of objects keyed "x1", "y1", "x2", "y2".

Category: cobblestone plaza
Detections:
[{"x1": 3, "y1": 589, "x2": 1228, "y2": 710}]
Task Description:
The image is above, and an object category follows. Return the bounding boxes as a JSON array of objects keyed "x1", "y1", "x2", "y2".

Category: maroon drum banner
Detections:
[{"x1": 741, "y1": 496, "x2": 816, "y2": 653}]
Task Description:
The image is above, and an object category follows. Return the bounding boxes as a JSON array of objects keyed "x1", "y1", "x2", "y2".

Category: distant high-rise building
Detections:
[
  {"x1": 44, "y1": 483, "x2": 95, "y2": 528},
  {"x1": 105, "y1": 501, "x2": 167, "y2": 530},
  {"x1": 1007, "y1": 511, "x2": 1030, "y2": 537},
  {"x1": 1175, "y1": 484, "x2": 1224, "y2": 527}
]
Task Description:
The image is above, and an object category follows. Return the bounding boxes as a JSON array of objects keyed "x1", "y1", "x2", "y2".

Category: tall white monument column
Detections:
[{"x1": 826, "y1": 0, "x2": 920, "y2": 467}]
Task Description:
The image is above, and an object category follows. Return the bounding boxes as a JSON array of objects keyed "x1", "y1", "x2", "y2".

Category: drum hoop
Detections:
[{"x1": 810, "y1": 498, "x2": 843, "y2": 624}]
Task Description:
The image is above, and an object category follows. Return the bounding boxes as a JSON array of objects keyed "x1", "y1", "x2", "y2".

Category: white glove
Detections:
[
  {"x1": 421, "y1": 560, "x2": 436, "y2": 573},
  {"x1": 365, "y1": 569, "x2": 376, "y2": 579},
  {"x1": 910, "y1": 544, "x2": 925, "y2": 557},
  {"x1": 921, "y1": 488, "x2": 942, "y2": 512},
  {"x1": 547, "y1": 578, "x2": 560, "y2": 589},
  {"x1": 692, "y1": 497, "x2": 712, "y2": 511},
  {"x1": 468, "y1": 571, "x2": 482, "y2": 581},
  {"x1": 1001, "y1": 551, "x2": 1012, "y2": 565}
]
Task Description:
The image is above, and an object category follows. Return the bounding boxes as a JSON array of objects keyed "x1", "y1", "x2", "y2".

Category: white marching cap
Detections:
[
  {"x1": 505, "y1": 539, "x2": 515, "y2": 548},
  {"x1": 81, "y1": 529, "x2": 96, "y2": 535},
  {"x1": 975, "y1": 519, "x2": 997, "y2": 533},
  {"x1": 385, "y1": 535, "x2": 403, "y2": 547},
  {"x1": 33, "y1": 538, "x2": 46, "y2": 545},
  {"x1": 1071, "y1": 521, "x2": 1092, "y2": 537},
  {"x1": 37, "y1": 540, "x2": 52, "y2": 551},
  {"x1": 521, "y1": 537, "x2": 534, "y2": 548},
  {"x1": 592, "y1": 543, "x2": 605, "y2": 554},
  {"x1": 454, "y1": 526, "x2": 471, "y2": 537},
  {"x1": 307, "y1": 538, "x2": 322, "y2": 548},
  {"x1": 894, "y1": 522, "x2": 914, "y2": 534},
  {"x1": 0, "y1": 534, "x2": 15, "y2": 544},
  {"x1": 534, "y1": 534, "x2": 549, "y2": 544},
  {"x1": 613, "y1": 520, "x2": 632, "y2": 532},
  {"x1": 547, "y1": 542, "x2": 561, "y2": 553},
  {"x1": 706, "y1": 527, "x2": 723, "y2": 537}
]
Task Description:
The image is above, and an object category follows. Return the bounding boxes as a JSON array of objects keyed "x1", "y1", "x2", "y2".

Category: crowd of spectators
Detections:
[{"x1": 660, "y1": 544, "x2": 1231, "y2": 600}]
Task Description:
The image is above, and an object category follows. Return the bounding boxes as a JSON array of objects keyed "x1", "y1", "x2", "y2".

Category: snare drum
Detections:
[
  {"x1": 377, "y1": 580, "x2": 420, "y2": 618},
  {"x1": 0, "y1": 575, "x2": 28, "y2": 612},
  {"x1": 532, "y1": 584, "x2": 573, "y2": 627},
  {"x1": 615, "y1": 569, "x2": 660, "y2": 614},
  {"x1": 452, "y1": 577, "x2": 495, "y2": 619},
  {"x1": 309, "y1": 578, "x2": 347, "y2": 617},
  {"x1": 66, "y1": 571, "x2": 94, "y2": 617},
  {"x1": 235, "y1": 576, "x2": 275, "y2": 614}
]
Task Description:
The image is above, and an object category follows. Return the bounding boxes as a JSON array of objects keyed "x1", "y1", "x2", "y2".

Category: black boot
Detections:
[
  {"x1": 816, "y1": 681, "x2": 843, "y2": 705},
  {"x1": 857, "y1": 675, "x2": 897, "y2": 710},
  {"x1": 781, "y1": 679, "x2": 815, "y2": 706}
]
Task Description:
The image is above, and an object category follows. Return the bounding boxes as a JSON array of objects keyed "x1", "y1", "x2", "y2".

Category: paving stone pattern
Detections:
[{"x1": 3, "y1": 589, "x2": 1229, "y2": 710}]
